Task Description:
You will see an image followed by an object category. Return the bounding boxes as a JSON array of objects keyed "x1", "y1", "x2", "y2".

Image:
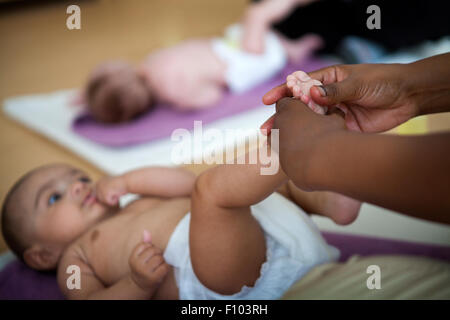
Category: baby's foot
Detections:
[
  {"x1": 318, "y1": 191, "x2": 362, "y2": 225},
  {"x1": 287, "y1": 181, "x2": 361, "y2": 225},
  {"x1": 282, "y1": 34, "x2": 323, "y2": 64},
  {"x1": 286, "y1": 71, "x2": 328, "y2": 115}
]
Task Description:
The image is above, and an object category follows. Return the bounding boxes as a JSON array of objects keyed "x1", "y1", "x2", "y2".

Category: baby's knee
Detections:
[{"x1": 190, "y1": 173, "x2": 215, "y2": 217}]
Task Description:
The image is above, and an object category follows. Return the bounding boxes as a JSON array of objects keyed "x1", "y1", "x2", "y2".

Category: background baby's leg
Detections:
[{"x1": 277, "y1": 33, "x2": 323, "y2": 64}]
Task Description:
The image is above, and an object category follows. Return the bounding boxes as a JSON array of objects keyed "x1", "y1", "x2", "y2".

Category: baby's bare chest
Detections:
[{"x1": 79, "y1": 197, "x2": 190, "y2": 285}]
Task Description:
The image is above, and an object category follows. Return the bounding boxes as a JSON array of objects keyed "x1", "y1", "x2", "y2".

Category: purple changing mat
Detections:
[
  {"x1": 72, "y1": 58, "x2": 329, "y2": 147},
  {"x1": 1, "y1": 231, "x2": 449, "y2": 300}
]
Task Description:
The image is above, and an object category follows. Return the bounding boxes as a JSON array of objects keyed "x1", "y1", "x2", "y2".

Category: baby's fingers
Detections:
[
  {"x1": 151, "y1": 262, "x2": 170, "y2": 281},
  {"x1": 146, "y1": 254, "x2": 165, "y2": 272},
  {"x1": 131, "y1": 242, "x2": 152, "y2": 260},
  {"x1": 139, "y1": 246, "x2": 161, "y2": 264},
  {"x1": 106, "y1": 192, "x2": 121, "y2": 206}
]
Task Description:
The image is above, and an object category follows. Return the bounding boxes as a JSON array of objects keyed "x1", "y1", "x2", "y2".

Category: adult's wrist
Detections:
[
  {"x1": 403, "y1": 54, "x2": 450, "y2": 116},
  {"x1": 306, "y1": 129, "x2": 355, "y2": 192}
]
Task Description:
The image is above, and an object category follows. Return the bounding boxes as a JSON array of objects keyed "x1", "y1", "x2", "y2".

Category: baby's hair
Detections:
[
  {"x1": 87, "y1": 72, "x2": 126, "y2": 123},
  {"x1": 86, "y1": 65, "x2": 154, "y2": 123},
  {"x1": 1, "y1": 169, "x2": 36, "y2": 262}
]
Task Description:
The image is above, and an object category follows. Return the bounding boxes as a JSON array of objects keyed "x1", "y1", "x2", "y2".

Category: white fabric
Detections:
[
  {"x1": 212, "y1": 24, "x2": 287, "y2": 94},
  {"x1": 3, "y1": 89, "x2": 275, "y2": 175},
  {"x1": 377, "y1": 36, "x2": 450, "y2": 64},
  {"x1": 164, "y1": 192, "x2": 339, "y2": 300}
]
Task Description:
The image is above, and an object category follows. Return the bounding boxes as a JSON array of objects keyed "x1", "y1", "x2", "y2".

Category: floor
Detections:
[{"x1": 0, "y1": 0, "x2": 449, "y2": 253}]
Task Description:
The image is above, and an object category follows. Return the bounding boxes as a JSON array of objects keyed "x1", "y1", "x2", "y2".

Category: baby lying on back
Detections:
[
  {"x1": 1, "y1": 151, "x2": 360, "y2": 299},
  {"x1": 81, "y1": 24, "x2": 322, "y2": 123}
]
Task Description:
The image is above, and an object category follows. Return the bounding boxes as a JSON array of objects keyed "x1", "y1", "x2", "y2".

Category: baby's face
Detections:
[
  {"x1": 87, "y1": 62, "x2": 152, "y2": 123},
  {"x1": 22, "y1": 165, "x2": 113, "y2": 248}
]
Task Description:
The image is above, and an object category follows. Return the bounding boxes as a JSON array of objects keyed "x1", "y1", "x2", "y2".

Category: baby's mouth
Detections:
[{"x1": 83, "y1": 191, "x2": 97, "y2": 207}]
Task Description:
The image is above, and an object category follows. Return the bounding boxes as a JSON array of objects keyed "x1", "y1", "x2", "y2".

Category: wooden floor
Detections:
[{"x1": 0, "y1": 0, "x2": 247, "y2": 252}]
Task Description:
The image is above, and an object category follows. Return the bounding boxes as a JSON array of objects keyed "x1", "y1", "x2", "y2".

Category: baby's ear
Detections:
[
  {"x1": 23, "y1": 245, "x2": 59, "y2": 271},
  {"x1": 69, "y1": 90, "x2": 86, "y2": 107}
]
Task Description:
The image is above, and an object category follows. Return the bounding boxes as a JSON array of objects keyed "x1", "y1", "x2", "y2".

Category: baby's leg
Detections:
[
  {"x1": 283, "y1": 180, "x2": 361, "y2": 225},
  {"x1": 277, "y1": 33, "x2": 323, "y2": 64},
  {"x1": 286, "y1": 71, "x2": 327, "y2": 114},
  {"x1": 190, "y1": 151, "x2": 286, "y2": 295},
  {"x1": 190, "y1": 190, "x2": 266, "y2": 295}
]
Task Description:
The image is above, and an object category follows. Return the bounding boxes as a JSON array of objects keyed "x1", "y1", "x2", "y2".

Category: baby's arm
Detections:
[
  {"x1": 96, "y1": 167, "x2": 196, "y2": 206},
  {"x1": 58, "y1": 239, "x2": 168, "y2": 300}
]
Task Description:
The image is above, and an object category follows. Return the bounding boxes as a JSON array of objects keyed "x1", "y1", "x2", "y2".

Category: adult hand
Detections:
[
  {"x1": 263, "y1": 63, "x2": 419, "y2": 133},
  {"x1": 262, "y1": 97, "x2": 346, "y2": 191}
]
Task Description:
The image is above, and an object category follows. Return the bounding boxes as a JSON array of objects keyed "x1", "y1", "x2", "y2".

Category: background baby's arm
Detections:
[{"x1": 96, "y1": 167, "x2": 196, "y2": 206}]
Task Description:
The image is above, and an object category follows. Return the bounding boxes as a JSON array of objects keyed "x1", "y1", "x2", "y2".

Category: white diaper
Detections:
[
  {"x1": 211, "y1": 24, "x2": 287, "y2": 94},
  {"x1": 163, "y1": 192, "x2": 339, "y2": 300}
]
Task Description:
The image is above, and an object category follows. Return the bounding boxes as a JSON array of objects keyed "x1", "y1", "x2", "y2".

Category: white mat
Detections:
[{"x1": 3, "y1": 89, "x2": 274, "y2": 175}]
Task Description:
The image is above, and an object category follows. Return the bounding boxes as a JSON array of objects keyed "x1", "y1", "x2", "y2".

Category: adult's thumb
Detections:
[{"x1": 311, "y1": 80, "x2": 355, "y2": 106}]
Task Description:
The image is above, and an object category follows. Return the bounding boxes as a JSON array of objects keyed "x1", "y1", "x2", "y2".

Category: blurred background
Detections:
[
  {"x1": 0, "y1": 0, "x2": 249, "y2": 252},
  {"x1": 0, "y1": 0, "x2": 449, "y2": 254}
]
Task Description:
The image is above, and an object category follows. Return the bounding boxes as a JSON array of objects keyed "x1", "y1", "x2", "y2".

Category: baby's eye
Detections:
[
  {"x1": 79, "y1": 176, "x2": 91, "y2": 183},
  {"x1": 48, "y1": 193, "x2": 62, "y2": 206}
]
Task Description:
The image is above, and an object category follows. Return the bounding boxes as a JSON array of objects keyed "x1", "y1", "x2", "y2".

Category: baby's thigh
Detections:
[{"x1": 189, "y1": 197, "x2": 266, "y2": 295}]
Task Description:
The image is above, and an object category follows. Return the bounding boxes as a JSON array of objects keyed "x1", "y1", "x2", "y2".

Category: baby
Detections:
[
  {"x1": 1, "y1": 151, "x2": 360, "y2": 299},
  {"x1": 82, "y1": 24, "x2": 322, "y2": 123}
]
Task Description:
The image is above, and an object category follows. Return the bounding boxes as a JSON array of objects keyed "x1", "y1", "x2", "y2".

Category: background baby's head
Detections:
[
  {"x1": 86, "y1": 61, "x2": 154, "y2": 123},
  {"x1": 1, "y1": 164, "x2": 113, "y2": 270}
]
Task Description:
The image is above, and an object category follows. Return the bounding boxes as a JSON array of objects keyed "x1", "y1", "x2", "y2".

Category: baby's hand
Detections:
[
  {"x1": 286, "y1": 71, "x2": 328, "y2": 115},
  {"x1": 95, "y1": 176, "x2": 127, "y2": 207},
  {"x1": 129, "y1": 232, "x2": 169, "y2": 291}
]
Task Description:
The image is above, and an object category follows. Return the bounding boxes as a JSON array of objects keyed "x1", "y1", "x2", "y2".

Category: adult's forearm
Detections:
[
  {"x1": 308, "y1": 131, "x2": 450, "y2": 224},
  {"x1": 405, "y1": 53, "x2": 450, "y2": 116}
]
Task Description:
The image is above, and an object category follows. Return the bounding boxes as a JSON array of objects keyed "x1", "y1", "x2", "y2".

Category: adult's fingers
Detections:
[
  {"x1": 260, "y1": 114, "x2": 275, "y2": 135},
  {"x1": 310, "y1": 79, "x2": 357, "y2": 106},
  {"x1": 308, "y1": 64, "x2": 357, "y2": 106},
  {"x1": 262, "y1": 83, "x2": 292, "y2": 105},
  {"x1": 274, "y1": 97, "x2": 302, "y2": 113},
  {"x1": 308, "y1": 64, "x2": 349, "y2": 85}
]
